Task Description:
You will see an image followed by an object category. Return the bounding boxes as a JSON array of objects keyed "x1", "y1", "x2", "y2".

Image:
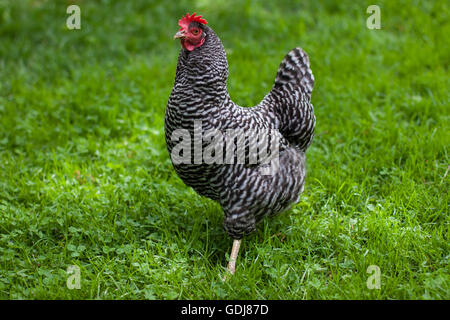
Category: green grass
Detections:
[{"x1": 0, "y1": 0, "x2": 448, "y2": 299}]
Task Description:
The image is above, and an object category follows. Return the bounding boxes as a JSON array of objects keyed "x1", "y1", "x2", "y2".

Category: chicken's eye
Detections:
[{"x1": 191, "y1": 28, "x2": 200, "y2": 35}]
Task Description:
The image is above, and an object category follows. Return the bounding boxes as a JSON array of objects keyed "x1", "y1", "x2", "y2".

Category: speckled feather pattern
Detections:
[{"x1": 165, "y1": 25, "x2": 315, "y2": 239}]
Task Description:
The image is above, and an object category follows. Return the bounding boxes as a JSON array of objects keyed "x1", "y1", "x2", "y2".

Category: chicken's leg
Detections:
[{"x1": 227, "y1": 239, "x2": 241, "y2": 275}]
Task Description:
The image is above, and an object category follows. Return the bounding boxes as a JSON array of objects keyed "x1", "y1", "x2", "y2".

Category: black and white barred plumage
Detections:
[{"x1": 165, "y1": 24, "x2": 315, "y2": 239}]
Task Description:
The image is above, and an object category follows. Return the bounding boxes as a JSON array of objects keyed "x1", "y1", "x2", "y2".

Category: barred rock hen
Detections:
[{"x1": 165, "y1": 13, "x2": 315, "y2": 275}]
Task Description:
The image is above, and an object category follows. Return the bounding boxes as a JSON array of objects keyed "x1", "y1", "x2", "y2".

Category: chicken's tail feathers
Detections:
[{"x1": 274, "y1": 48, "x2": 314, "y2": 100}]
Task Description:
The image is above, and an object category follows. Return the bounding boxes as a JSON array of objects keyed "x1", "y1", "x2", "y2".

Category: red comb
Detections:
[{"x1": 178, "y1": 12, "x2": 207, "y2": 30}]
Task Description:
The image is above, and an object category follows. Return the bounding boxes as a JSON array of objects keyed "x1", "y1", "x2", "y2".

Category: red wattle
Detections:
[{"x1": 182, "y1": 37, "x2": 205, "y2": 52}]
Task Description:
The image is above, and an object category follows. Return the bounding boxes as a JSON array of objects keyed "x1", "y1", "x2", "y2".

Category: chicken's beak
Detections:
[{"x1": 173, "y1": 30, "x2": 186, "y2": 39}]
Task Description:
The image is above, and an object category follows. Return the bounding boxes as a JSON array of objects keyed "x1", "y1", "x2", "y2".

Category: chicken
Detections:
[{"x1": 165, "y1": 13, "x2": 315, "y2": 275}]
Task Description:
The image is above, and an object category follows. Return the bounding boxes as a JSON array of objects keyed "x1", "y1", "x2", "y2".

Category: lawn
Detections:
[{"x1": 0, "y1": 0, "x2": 448, "y2": 299}]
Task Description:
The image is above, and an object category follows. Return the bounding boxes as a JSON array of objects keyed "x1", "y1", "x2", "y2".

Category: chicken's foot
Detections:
[{"x1": 227, "y1": 239, "x2": 241, "y2": 275}]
